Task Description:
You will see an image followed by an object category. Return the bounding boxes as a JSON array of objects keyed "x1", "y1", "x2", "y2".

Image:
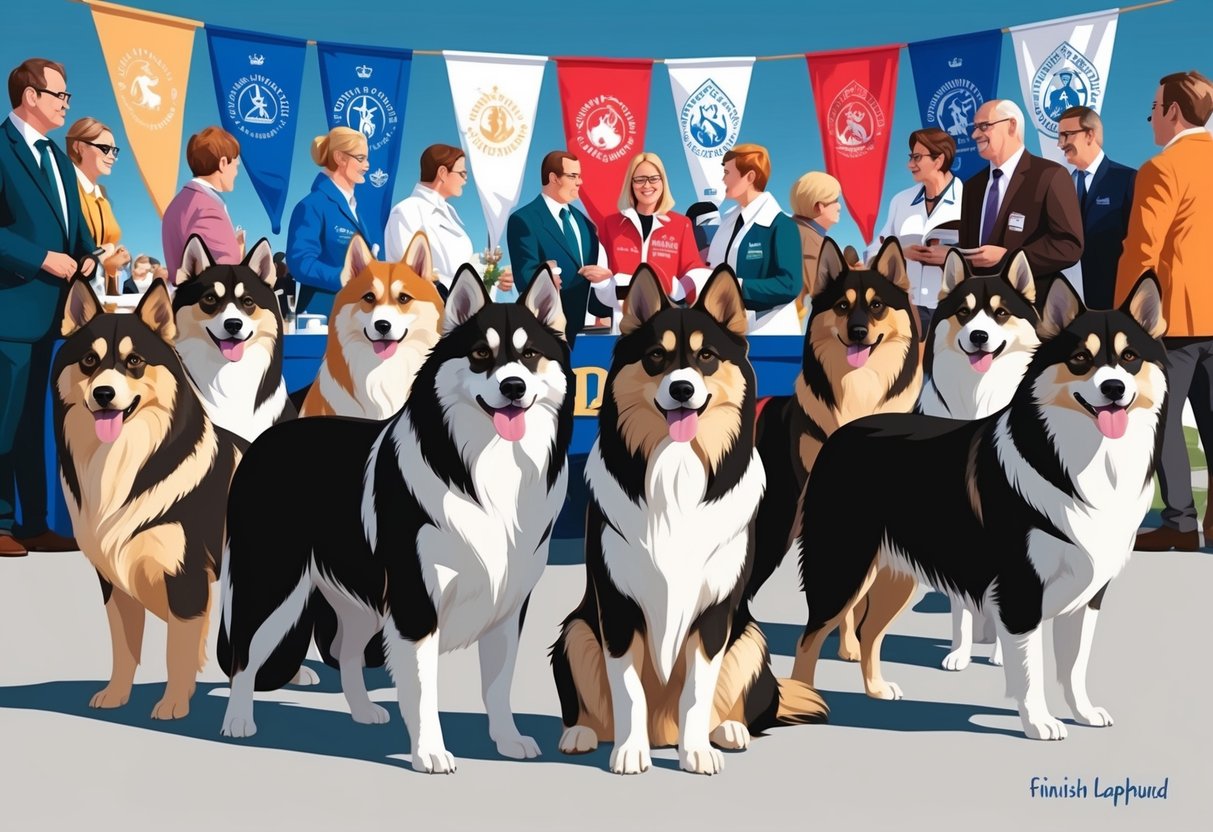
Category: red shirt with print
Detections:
[{"x1": 601, "y1": 210, "x2": 705, "y2": 301}]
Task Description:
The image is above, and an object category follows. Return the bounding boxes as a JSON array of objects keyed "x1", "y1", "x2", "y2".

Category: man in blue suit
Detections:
[
  {"x1": 0, "y1": 58, "x2": 96, "y2": 557},
  {"x1": 1057, "y1": 106, "x2": 1136, "y2": 310},
  {"x1": 506, "y1": 151, "x2": 613, "y2": 342}
]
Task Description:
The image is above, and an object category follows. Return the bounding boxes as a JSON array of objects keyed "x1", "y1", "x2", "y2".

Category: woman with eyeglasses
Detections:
[
  {"x1": 66, "y1": 117, "x2": 129, "y2": 295},
  {"x1": 600, "y1": 152, "x2": 706, "y2": 312},
  {"x1": 285, "y1": 126, "x2": 374, "y2": 316},
  {"x1": 866, "y1": 127, "x2": 962, "y2": 334}
]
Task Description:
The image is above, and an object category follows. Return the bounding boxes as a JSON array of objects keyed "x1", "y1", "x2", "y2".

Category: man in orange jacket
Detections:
[{"x1": 1114, "y1": 70, "x2": 1213, "y2": 552}]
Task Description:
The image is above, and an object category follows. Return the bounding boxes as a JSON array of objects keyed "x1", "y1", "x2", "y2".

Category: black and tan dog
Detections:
[
  {"x1": 551, "y1": 266, "x2": 825, "y2": 776},
  {"x1": 54, "y1": 277, "x2": 241, "y2": 719}
]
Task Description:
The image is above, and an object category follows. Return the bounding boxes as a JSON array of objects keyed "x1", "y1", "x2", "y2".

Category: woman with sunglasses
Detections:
[
  {"x1": 67, "y1": 117, "x2": 129, "y2": 295},
  {"x1": 285, "y1": 126, "x2": 374, "y2": 316}
]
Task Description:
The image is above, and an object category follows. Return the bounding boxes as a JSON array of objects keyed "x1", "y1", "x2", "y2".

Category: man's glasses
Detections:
[
  {"x1": 84, "y1": 141, "x2": 120, "y2": 158},
  {"x1": 560, "y1": 172, "x2": 583, "y2": 181},
  {"x1": 1057, "y1": 128, "x2": 1091, "y2": 142},
  {"x1": 450, "y1": 169, "x2": 469, "y2": 180},
  {"x1": 972, "y1": 117, "x2": 1012, "y2": 134},
  {"x1": 632, "y1": 175, "x2": 663, "y2": 185},
  {"x1": 907, "y1": 153, "x2": 938, "y2": 163},
  {"x1": 33, "y1": 87, "x2": 71, "y2": 104}
]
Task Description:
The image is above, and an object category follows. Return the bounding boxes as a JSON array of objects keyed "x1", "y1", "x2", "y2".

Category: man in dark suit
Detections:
[
  {"x1": 0, "y1": 58, "x2": 96, "y2": 557},
  {"x1": 506, "y1": 151, "x2": 613, "y2": 342},
  {"x1": 1057, "y1": 106, "x2": 1136, "y2": 310},
  {"x1": 955, "y1": 99, "x2": 1084, "y2": 302}
]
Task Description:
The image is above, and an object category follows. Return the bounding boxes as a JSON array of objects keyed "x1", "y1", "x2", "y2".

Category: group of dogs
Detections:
[{"x1": 51, "y1": 226, "x2": 1168, "y2": 774}]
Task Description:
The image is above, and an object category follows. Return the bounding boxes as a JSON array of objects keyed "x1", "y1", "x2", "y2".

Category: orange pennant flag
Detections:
[{"x1": 87, "y1": 0, "x2": 198, "y2": 217}]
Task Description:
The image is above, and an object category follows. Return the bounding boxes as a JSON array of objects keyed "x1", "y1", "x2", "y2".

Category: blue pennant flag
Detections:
[
  {"x1": 316, "y1": 42, "x2": 413, "y2": 252},
  {"x1": 908, "y1": 30, "x2": 1003, "y2": 181},
  {"x1": 206, "y1": 26, "x2": 307, "y2": 235}
]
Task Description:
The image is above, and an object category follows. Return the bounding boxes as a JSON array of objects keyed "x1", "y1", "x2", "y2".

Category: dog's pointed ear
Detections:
[
  {"x1": 61, "y1": 276, "x2": 102, "y2": 337},
  {"x1": 1001, "y1": 249, "x2": 1035, "y2": 305},
  {"x1": 444, "y1": 265, "x2": 490, "y2": 334},
  {"x1": 1122, "y1": 271, "x2": 1167, "y2": 339},
  {"x1": 620, "y1": 265, "x2": 669, "y2": 336},
  {"x1": 1038, "y1": 277, "x2": 1085, "y2": 340},
  {"x1": 938, "y1": 249, "x2": 968, "y2": 301},
  {"x1": 811, "y1": 237, "x2": 847, "y2": 299},
  {"x1": 402, "y1": 231, "x2": 434, "y2": 285},
  {"x1": 135, "y1": 279, "x2": 177, "y2": 344},
  {"x1": 872, "y1": 237, "x2": 911, "y2": 293},
  {"x1": 695, "y1": 265, "x2": 747, "y2": 337},
  {"x1": 242, "y1": 238, "x2": 276, "y2": 288},
  {"x1": 340, "y1": 235, "x2": 375, "y2": 290},
  {"x1": 176, "y1": 235, "x2": 214, "y2": 287},
  {"x1": 520, "y1": 265, "x2": 566, "y2": 338}
]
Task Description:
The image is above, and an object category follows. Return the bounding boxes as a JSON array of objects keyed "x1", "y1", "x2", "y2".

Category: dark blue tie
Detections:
[
  {"x1": 979, "y1": 168, "x2": 1003, "y2": 246},
  {"x1": 35, "y1": 139, "x2": 64, "y2": 226},
  {"x1": 560, "y1": 207, "x2": 583, "y2": 267},
  {"x1": 1073, "y1": 169, "x2": 1088, "y2": 210}
]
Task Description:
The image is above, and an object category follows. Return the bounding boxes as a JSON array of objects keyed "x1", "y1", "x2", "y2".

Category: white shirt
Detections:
[
  {"x1": 75, "y1": 165, "x2": 98, "y2": 195},
  {"x1": 865, "y1": 176, "x2": 963, "y2": 308},
  {"x1": 978, "y1": 144, "x2": 1026, "y2": 243},
  {"x1": 1165, "y1": 126, "x2": 1208, "y2": 150},
  {"x1": 190, "y1": 176, "x2": 230, "y2": 214},
  {"x1": 9, "y1": 111, "x2": 68, "y2": 225},
  {"x1": 383, "y1": 184, "x2": 475, "y2": 288},
  {"x1": 1072, "y1": 149, "x2": 1105, "y2": 193},
  {"x1": 331, "y1": 177, "x2": 358, "y2": 219}
]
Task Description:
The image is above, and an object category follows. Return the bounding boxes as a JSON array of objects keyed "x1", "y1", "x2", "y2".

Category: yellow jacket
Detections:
[{"x1": 76, "y1": 175, "x2": 121, "y2": 249}]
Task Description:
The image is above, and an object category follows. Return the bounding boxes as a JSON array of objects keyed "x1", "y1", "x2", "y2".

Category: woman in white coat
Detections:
[{"x1": 865, "y1": 127, "x2": 962, "y2": 334}]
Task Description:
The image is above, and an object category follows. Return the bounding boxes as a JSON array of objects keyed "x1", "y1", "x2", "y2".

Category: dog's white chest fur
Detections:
[
  {"x1": 588, "y1": 441, "x2": 764, "y2": 682},
  {"x1": 177, "y1": 340, "x2": 286, "y2": 442}
]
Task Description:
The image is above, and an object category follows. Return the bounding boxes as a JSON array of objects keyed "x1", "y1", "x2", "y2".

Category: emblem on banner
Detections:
[
  {"x1": 574, "y1": 94, "x2": 637, "y2": 163},
  {"x1": 331, "y1": 68, "x2": 398, "y2": 153},
  {"x1": 828, "y1": 82, "x2": 884, "y2": 159},
  {"x1": 467, "y1": 86, "x2": 528, "y2": 156},
  {"x1": 369, "y1": 169, "x2": 390, "y2": 188},
  {"x1": 115, "y1": 48, "x2": 178, "y2": 130},
  {"x1": 1031, "y1": 41, "x2": 1101, "y2": 138},
  {"x1": 679, "y1": 79, "x2": 740, "y2": 158},
  {"x1": 227, "y1": 71, "x2": 291, "y2": 141},
  {"x1": 928, "y1": 78, "x2": 982, "y2": 140}
]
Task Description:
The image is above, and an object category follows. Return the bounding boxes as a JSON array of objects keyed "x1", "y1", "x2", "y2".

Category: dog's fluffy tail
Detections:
[
  {"x1": 774, "y1": 677, "x2": 828, "y2": 725},
  {"x1": 217, "y1": 590, "x2": 316, "y2": 693}
]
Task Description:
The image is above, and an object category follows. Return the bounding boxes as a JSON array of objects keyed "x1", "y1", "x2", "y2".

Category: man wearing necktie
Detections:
[
  {"x1": 0, "y1": 58, "x2": 98, "y2": 557},
  {"x1": 1056, "y1": 106, "x2": 1136, "y2": 310}
]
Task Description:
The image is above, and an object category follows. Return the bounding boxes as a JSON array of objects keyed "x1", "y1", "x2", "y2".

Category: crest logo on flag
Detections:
[
  {"x1": 227, "y1": 73, "x2": 291, "y2": 140},
  {"x1": 1031, "y1": 41, "x2": 1102, "y2": 138},
  {"x1": 928, "y1": 78, "x2": 983, "y2": 139},
  {"x1": 828, "y1": 81, "x2": 885, "y2": 159},
  {"x1": 369, "y1": 168, "x2": 389, "y2": 188},
  {"x1": 331, "y1": 71, "x2": 398, "y2": 152},
  {"x1": 574, "y1": 94, "x2": 637, "y2": 163},
  {"x1": 116, "y1": 48, "x2": 177, "y2": 130},
  {"x1": 679, "y1": 79, "x2": 740, "y2": 158},
  {"x1": 467, "y1": 85, "x2": 528, "y2": 156}
]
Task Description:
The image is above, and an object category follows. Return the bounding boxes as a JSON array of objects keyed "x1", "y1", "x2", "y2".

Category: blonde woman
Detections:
[
  {"x1": 67, "y1": 117, "x2": 129, "y2": 293},
  {"x1": 789, "y1": 171, "x2": 845, "y2": 318},
  {"x1": 285, "y1": 127, "x2": 373, "y2": 315}
]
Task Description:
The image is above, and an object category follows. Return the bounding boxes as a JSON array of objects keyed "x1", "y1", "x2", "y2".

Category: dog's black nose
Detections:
[
  {"x1": 374, "y1": 319, "x2": 392, "y2": 335},
  {"x1": 669, "y1": 380, "x2": 696, "y2": 403},
  {"x1": 970, "y1": 329, "x2": 989, "y2": 346},
  {"x1": 1101, "y1": 379, "x2": 1126, "y2": 402},
  {"x1": 848, "y1": 325, "x2": 868, "y2": 343},
  {"x1": 93, "y1": 386, "x2": 115, "y2": 408},
  {"x1": 223, "y1": 318, "x2": 243, "y2": 336},
  {"x1": 499, "y1": 377, "x2": 527, "y2": 402}
]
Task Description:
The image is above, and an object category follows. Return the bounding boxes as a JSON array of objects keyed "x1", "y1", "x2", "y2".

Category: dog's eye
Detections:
[
  {"x1": 994, "y1": 308, "x2": 1010, "y2": 320},
  {"x1": 125, "y1": 354, "x2": 144, "y2": 369},
  {"x1": 240, "y1": 296, "x2": 255, "y2": 309},
  {"x1": 957, "y1": 307, "x2": 972, "y2": 320},
  {"x1": 834, "y1": 300, "x2": 850, "y2": 313},
  {"x1": 398, "y1": 293, "x2": 412, "y2": 304},
  {"x1": 202, "y1": 292, "x2": 217, "y2": 305},
  {"x1": 698, "y1": 349, "x2": 715, "y2": 362},
  {"x1": 472, "y1": 346, "x2": 491, "y2": 360},
  {"x1": 521, "y1": 348, "x2": 539, "y2": 360},
  {"x1": 362, "y1": 292, "x2": 376, "y2": 304},
  {"x1": 81, "y1": 352, "x2": 99, "y2": 369},
  {"x1": 647, "y1": 348, "x2": 666, "y2": 362},
  {"x1": 1068, "y1": 351, "x2": 1093, "y2": 371},
  {"x1": 869, "y1": 300, "x2": 884, "y2": 312},
  {"x1": 1121, "y1": 349, "x2": 1138, "y2": 362}
]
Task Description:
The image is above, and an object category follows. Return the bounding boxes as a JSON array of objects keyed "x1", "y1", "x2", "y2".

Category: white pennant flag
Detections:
[
  {"x1": 667, "y1": 57, "x2": 755, "y2": 205},
  {"x1": 1010, "y1": 9, "x2": 1119, "y2": 164},
  {"x1": 444, "y1": 51, "x2": 547, "y2": 249}
]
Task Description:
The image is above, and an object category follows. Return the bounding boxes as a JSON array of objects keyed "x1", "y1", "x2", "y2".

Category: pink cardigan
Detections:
[{"x1": 161, "y1": 181, "x2": 241, "y2": 282}]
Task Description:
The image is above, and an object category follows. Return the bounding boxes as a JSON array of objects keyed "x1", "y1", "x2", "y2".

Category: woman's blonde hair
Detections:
[
  {"x1": 66, "y1": 117, "x2": 112, "y2": 165},
  {"x1": 789, "y1": 171, "x2": 842, "y2": 219},
  {"x1": 617, "y1": 152, "x2": 675, "y2": 214},
  {"x1": 311, "y1": 127, "x2": 366, "y2": 171}
]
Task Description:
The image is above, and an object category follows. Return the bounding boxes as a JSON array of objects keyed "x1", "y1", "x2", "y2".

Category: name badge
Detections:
[
  {"x1": 1007, "y1": 212, "x2": 1026, "y2": 233},
  {"x1": 1096, "y1": 196, "x2": 1111, "y2": 206},
  {"x1": 745, "y1": 244, "x2": 764, "y2": 260}
]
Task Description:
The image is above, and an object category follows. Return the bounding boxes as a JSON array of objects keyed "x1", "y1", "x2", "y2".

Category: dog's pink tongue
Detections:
[
  {"x1": 492, "y1": 405, "x2": 527, "y2": 441},
  {"x1": 1096, "y1": 406, "x2": 1129, "y2": 439},
  {"x1": 93, "y1": 410, "x2": 124, "y2": 443},
  {"x1": 846, "y1": 343, "x2": 872, "y2": 368},
  {"x1": 372, "y1": 340, "x2": 398, "y2": 359},
  {"x1": 219, "y1": 339, "x2": 245, "y2": 362},
  {"x1": 666, "y1": 408, "x2": 699, "y2": 442},
  {"x1": 969, "y1": 351, "x2": 994, "y2": 373}
]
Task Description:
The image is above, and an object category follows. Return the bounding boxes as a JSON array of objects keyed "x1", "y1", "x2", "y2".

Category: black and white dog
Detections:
[
  {"x1": 218, "y1": 267, "x2": 573, "y2": 773},
  {"x1": 173, "y1": 235, "x2": 295, "y2": 442},
  {"x1": 790, "y1": 275, "x2": 1167, "y2": 740}
]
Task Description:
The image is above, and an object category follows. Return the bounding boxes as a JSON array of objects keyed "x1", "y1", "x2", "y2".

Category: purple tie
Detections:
[{"x1": 980, "y1": 168, "x2": 1003, "y2": 246}]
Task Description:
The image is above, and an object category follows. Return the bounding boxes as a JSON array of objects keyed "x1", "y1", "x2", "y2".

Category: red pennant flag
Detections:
[
  {"x1": 555, "y1": 57, "x2": 653, "y2": 228},
  {"x1": 806, "y1": 45, "x2": 903, "y2": 245}
]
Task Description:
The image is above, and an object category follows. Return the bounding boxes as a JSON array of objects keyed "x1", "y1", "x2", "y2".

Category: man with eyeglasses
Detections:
[
  {"x1": 1056, "y1": 106, "x2": 1136, "y2": 310},
  {"x1": 0, "y1": 58, "x2": 98, "y2": 557},
  {"x1": 957, "y1": 99, "x2": 1083, "y2": 305}
]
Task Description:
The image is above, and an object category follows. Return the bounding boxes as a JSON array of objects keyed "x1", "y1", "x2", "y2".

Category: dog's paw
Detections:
[
  {"x1": 1022, "y1": 714, "x2": 1068, "y2": 741},
  {"x1": 89, "y1": 685, "x2": 131, "y2": 709},
  {"x1": 494, "y1": 732, "x2": 541, "y2": 760},
  {"x1": 411, "y1": 746, "x2": 457, "y2": 774},
  {"x1": 679, "y1": 744, "x2": 724, "y2": 775},
  {"x1": 868, "y1": 681, "x2": 904, "y2": 700},
  {"x1": 221, "y1": 714, "x2": 257, "y2": 738},
  {"x1": 349, "y1": 702, "x2": 390, "y2": 725},
  {"x1": 990, "y1": 641, "x2": 1004, "y2": 666},
  {"x1": 151, "y1": 695, "x2": 190, "y2": 720},
  {"x1": 558, "y1": 726, "x2": 599, "y2": 754},
  {"x1": 609, "y1": 740, "x2": 651, "y2": 775},
  {"x1": 942, "y1": 649, "x2": 971, "y2": 671},
  {"x1": 290, "y1": 666, "x2": 320, "y2": 687},
  {"x1": 1074, "y1": 706, "x2": 1114, "y2": 727},
  {"x1": 710, "y1": 720, "x2": 750, "y2": 750}
]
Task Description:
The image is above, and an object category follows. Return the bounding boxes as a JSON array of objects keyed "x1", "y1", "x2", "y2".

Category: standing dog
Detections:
[
  {"x1": 54, "y1": 278, "x2": 240, "y2": 718},
  {"x1": 551, "y1": 266, "x2": 825, "y2": 776},
  {"x1": 919, "y1": 249, "x2": 1041, "y2": 670},
  {"x1": 173, "y1": 235, "x2": 295, "y2": 442},
  {"x1": 790, "y1": 276, "x2": 1167, "y2": 739},
  {"x1": 299, "y1": 232, "x2": 443, "y2": 419},
  {"x1": 219, "y1": 267, "x2": 573, "y2": 773}
]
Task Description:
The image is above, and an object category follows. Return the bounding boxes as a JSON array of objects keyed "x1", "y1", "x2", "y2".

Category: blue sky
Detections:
[{"x1": 1, "y1": 0, "x2": 1207, "y2": 263}]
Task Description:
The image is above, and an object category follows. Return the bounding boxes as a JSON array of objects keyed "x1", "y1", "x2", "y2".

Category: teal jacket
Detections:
[{"x1": 707, "y1": 191, "x2": 801, "y2": 312}]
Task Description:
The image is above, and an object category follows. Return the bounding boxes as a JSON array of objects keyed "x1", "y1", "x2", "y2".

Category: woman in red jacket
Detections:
[{"x1": 600, "y1": 151, "x2": 707, "y2": 306}]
